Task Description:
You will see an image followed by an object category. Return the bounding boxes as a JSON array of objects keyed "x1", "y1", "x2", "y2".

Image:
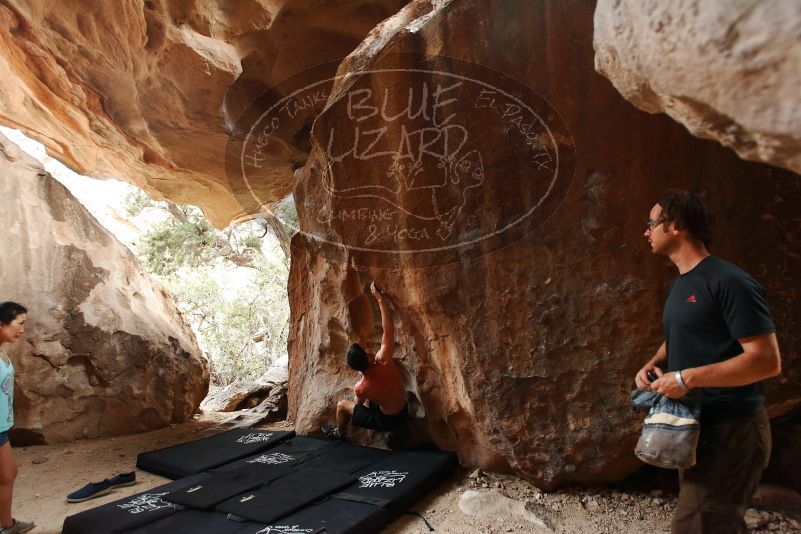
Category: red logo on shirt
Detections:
[{"x1": 686, "y1": 294, "x2": 697, "y2": 303}]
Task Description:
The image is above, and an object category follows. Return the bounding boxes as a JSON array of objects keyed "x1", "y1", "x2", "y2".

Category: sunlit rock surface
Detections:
[
  {"x1": 594, "y1": 0, "x2": 801, "y2": 175},
  {"x1": 0, "y1": 0, "x2": 405, "y2": 226},
  {"x1": 0, "y1": 133, "x2": 209, "y2": 444}
]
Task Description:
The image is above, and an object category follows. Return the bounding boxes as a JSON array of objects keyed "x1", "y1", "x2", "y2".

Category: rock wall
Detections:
[
  {"x1": 594, "y1": 0, "x2": 801, "y2": 175},
  {"x1": 0, "y1": 0, "x2": 406, "y2": 226},
  {"x1": 0, "y1": 134, "x2": 209, "y2": 444},
  {"x1": 287, "y1": 0, "x2": 801, "y2": 488},
  {"x1": 0, "y1": 0, "x2": 798, "y2": 488}
]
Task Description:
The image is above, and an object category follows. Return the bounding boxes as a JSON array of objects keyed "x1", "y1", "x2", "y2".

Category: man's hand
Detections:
[
  {"x1": 635, "y1": 365, "x2": 663, "y2": 390},
  {"x1": 649, "y1": 372, "x2": 688, "y2": 400}
]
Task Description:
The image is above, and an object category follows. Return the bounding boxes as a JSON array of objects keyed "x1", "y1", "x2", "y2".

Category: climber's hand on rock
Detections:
[{"x1": 370, "y1": 282, "x2": 382, "y2": 299}]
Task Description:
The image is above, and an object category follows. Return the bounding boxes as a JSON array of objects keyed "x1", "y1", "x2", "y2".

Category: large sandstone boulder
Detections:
[
  {"x1": 0, "y1": 134, "x2": 209, "y2": 445},
  {"x1": 0, "y1": 0, "x2": 405, "y2": 226},
  {"x1": 285, "y1": 0, "x2": 801, "y2": 488},
  {"x1": 594, "y1": 0, "x2": 801, "y2": 175}
]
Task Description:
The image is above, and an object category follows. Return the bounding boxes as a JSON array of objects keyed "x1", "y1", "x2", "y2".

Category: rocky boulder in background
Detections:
[
  {"x1": 594, "y1": 0, "x2": 801, "y2": 175},
  {"x1": 0, "y1": 133, "x2": 209, "y2": 445},
  {"x1": 214, "y1": 384, "x2": 289, "y2": 429},
  {"x1": 201, "y1": 353, "x2": 288, "y2": 412},
  {"x1": 201, "y1": 382, "x2": 276, "y2": 412}
]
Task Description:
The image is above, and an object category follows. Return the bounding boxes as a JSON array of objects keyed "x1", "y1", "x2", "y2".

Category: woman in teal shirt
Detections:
[{"x1": 0, "y1": 302, "x2": 34, "y2": 534}]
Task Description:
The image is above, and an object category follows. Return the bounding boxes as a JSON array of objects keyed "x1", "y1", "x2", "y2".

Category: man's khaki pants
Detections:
[{"x1": 671, "y1": 410, "x2": 771, "y2": 534}]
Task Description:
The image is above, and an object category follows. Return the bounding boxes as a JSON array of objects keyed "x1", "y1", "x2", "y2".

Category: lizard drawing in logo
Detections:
[{"x1": 325, "y1": 138, "x2": 485, "y2": 241}]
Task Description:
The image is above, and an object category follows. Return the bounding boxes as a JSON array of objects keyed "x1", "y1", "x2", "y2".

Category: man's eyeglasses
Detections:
[{"x1": 646, "y1": 219, "x2": 665, "y2": 231}]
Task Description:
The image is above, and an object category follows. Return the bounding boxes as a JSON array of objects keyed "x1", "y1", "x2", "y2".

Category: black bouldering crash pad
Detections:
[
  {"x1": 136, "y1": 429, "x2": 294, "y2": 479},
  {"x1": 67, "y1": 432, "x2": 458, "y2": 534}
]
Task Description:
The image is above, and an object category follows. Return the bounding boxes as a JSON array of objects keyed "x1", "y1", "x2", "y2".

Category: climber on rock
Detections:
[{"x1": 322, "y1": 282, "x2": 408, "y2": 440}]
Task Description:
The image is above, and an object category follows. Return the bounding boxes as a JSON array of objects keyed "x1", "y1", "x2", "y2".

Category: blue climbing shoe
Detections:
[
  {"x1": 109, "y1": 471, "x2": 136, "y2": 488},
  {"x1": 66, "y1": 479, "x2": 113, "y2": 503}
]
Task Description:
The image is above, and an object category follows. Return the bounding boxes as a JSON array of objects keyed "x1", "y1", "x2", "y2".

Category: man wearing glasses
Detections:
[{"x1": 635, "y1": 191, "x2": 781, "y2": 533}]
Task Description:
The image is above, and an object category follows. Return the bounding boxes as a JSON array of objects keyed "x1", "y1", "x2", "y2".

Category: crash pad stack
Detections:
[{"x1": 62, "y1": 429, "x2": 458, "y2": 534}]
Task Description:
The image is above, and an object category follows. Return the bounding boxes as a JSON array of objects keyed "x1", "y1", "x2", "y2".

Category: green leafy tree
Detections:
[
  {"x1": 138, "y1": 202, "x2": 262, "y2": 276},
  {"x1": 124, "y1": 189, "x2": 155, "y2": 217},
  {"x1": 125, "y1": 191, "x2": 290, "y2": 385}
]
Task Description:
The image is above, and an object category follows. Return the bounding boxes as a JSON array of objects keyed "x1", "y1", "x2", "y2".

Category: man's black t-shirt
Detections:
[{"x1": 663, "y1": 256, "x2": 775, "y2": 418}]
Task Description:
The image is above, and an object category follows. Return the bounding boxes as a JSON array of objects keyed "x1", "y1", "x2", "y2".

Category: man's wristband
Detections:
[{"x1": 675, "y1": 370, "x2": 691, "y2": 393}]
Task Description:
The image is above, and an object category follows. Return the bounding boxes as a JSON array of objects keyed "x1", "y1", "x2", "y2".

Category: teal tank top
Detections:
[{"x1": 0, "y1": 350, "x2": 14, "y2": 433}]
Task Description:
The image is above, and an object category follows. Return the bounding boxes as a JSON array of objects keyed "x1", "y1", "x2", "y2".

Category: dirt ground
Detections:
[{"x1": 10, "y1": 414, "x2": 801, "y2": 534}]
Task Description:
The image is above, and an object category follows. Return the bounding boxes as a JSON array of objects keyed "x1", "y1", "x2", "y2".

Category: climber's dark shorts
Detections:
[{"x1": 352, "y1": 402, "x2": 407, "y2": 431}]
